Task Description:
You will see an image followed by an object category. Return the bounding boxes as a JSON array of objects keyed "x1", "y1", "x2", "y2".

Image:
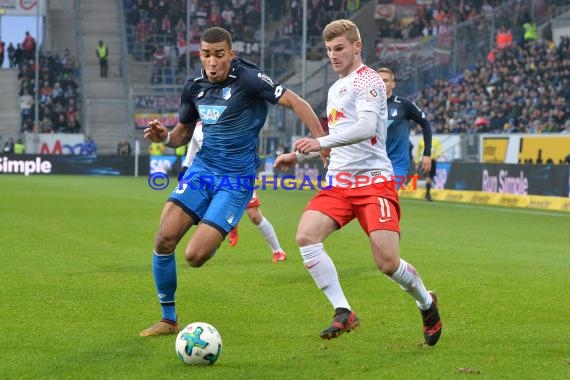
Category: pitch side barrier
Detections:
[
  {"x1": 0, "y1": 154, "x2": 150, "y2": 176},
  {"x1": 399, "y1": 162, "x2": 570, "y2": 213}
]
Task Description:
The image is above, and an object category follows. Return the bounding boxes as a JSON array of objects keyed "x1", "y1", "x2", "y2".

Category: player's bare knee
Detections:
[
  {"x1": 184, "y1": 251, "x2": 204, "y2": 267},
  {"x1": 250, "y1": 214, "x2": 263, "y2": 225},
  {"x1": 155, "y1": 235, "x2": 177, "y2": 254},
  {"x1": 296, "y1": 231, "x2": 318, "y2": 246},
  {"x1": 378, "y1": 259, "x2": 399, "y2": 276}
]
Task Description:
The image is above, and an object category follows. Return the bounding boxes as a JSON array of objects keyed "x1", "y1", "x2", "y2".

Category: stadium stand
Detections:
[
  {"x1": 413, "y1": 37, "x2": 570, "y2": 134},
  {"x1": 2, "y1": 0, "x2": 568, "y2": 156},
  {"x1": 16, "y1": 49, "x2": 82, "y2": 134},
  {"x1": 122, "y1": 0, "x2": 371, "y2": 86}
]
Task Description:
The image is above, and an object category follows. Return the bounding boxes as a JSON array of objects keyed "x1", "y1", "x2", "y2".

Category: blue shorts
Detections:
[
  {"x1": 168, "y1": 167, "x2": 254, "y2": 235},
  {"x1": 392, "y1": 166, "x2": 409, "y2": 190}
]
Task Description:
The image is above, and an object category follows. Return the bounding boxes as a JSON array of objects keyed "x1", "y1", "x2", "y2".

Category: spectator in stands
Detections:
[
  {"x1": 496, "y1": 25, "x2": 513, "y2": 49},
  {"x1": 7, "y1": 42, "x2": 15, "y2": 68},
  {"x1": 96, "y1": 40, "x2": 109, "y2": 78},
  {"x1": 3, "y1": 138, "x2": 15, "y2": 153},
  {"x1": 14, "y1": 43, "x2": 23, "y2": 68},
  {"x1": 14, "y1": 139, "x2": 25, "y2": 154},
  {"x1": 61, "y1": 48, "x2": 75, "y2": 75},
  {"x1": 117, "y1": 138, "x2": 132, "y2": 156},
  {"x1": 149, "y1": 141, "x2": 165, "y2": 155},
  {"x1": 19, "y1": 89, "x2": 34, "y2": 113},
  {"x1": 40, "y1": 115, "x2": 54, "y2": 133},
  {"x1": 523, "y1": 22, "x2": 538, "y2": 45},
  {"x1": 22, "y1": 31, "x2": 36, "y2": 61},
  {"x1": 152, "y1": 44, "x2": 167, "y2": 66},
  {"x1": 0, "y1": 39, "x2": 5, "y2": 68},
  {"x1": 54, "y1": 114, "x2": 66, "y2": 132},
  {"x1": 65, "y1": 116, "x2": 81, "y2": 134},
  {"x1": 21, "y1": 120, "x2": 33, "y2": 133}
]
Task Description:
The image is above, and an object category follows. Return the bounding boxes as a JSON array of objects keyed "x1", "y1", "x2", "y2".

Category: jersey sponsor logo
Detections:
[
  {"x1": 197, "y1": 90, "x2": 205, "y2": 98},
  {"x1": 391, "y1": 108, "x2": 398, "y2": 117},
  {"x1": 257, "y1": 72, "x2": 275, "y2": 87},
  {"x1": 222, "y1": 87, "x2": 232, "y2": 100},
  {"x1": 198, "y1": 105, "x2": 227, "y2": 124},
  {"x1": 327, "y1": 108, "x2": 346, "y2": 125}
]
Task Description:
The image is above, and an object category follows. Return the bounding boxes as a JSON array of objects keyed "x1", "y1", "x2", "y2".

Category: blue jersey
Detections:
[
  {"x1": 386, "y1": 95, "x2": 432, "y2": 175},
  {"x1": 178, "y1": 57, "x2": 286, "y2": 177}
]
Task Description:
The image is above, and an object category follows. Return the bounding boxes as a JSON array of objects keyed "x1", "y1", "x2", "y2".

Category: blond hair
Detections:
[
  {"x1": 377, "y1": 67, "x2": 395, "y2": 80},
  {"x1": 322, "y1": 19, "x2": 361, "y2": 44}
]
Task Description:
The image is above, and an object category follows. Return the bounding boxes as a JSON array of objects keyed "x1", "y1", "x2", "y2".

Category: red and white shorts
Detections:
[{"x1": 304, "y1": 184, "x2": 401, "y2": 233}]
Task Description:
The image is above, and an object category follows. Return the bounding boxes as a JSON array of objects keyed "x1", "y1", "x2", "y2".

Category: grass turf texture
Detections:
[{"x1": 1, "y1": 175, "x2": 569, "y2": 379}]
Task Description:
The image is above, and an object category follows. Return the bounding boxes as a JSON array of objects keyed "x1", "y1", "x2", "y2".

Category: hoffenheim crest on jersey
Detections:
[
  {"x1": 222, "y1": 87, "x2": 232, "y2": 100},
  {"x1": 226, "y1": 211, "x2": 235, "y2": 224}
]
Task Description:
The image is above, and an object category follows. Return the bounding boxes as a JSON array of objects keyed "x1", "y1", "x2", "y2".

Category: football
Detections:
[{"x1": 175, "y1": 322, "x2": 222, "y2": 365}]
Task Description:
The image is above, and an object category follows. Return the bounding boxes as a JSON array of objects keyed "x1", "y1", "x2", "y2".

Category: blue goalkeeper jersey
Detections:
[
  {"x1": 178, "y1": 57, "x2": 286, "y2": 177},
  {"x1": 386, "y1": 94, "x2": 432, "y2": 174}
]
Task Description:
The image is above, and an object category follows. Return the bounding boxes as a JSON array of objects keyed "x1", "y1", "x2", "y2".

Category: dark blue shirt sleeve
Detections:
[
  {"x1": 178, "y1": 78, "x2": 199, "y2": 125},
  {"x1": 240, "y1": 67, "x2": 287, "y2": 104},
  {"x1": 404, "y1": 99, "x2": 432, "y2": 157}
]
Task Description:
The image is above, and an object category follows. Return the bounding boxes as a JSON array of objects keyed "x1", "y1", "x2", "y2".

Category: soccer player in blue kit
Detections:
[
  {"x1": 140, "y1": 27, "x2": 325, "y2": 336},
  {"x1": 377, "y1": 67, "x2": 432, "y2": 189}
]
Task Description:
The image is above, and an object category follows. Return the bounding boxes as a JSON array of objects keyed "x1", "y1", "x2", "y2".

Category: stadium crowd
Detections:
[
  {"x1": 124, "y1": 0, "x2": 368, "y2": 85},
  {"x1": 125, "y1": 0, "x2": 569, "y2": 135},
  {"x1": 15, "y1": 40, "x2": 81, "y2": 134},
  {"x1": 378, "y1": 0, "x2": 570, "y2": 42},
  {"x1": 413, "y1": 36, "x2": 570, "y2": 134}
]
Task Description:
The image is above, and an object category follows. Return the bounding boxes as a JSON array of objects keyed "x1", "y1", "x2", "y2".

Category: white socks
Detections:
[
  {"x1": 389, "y1": 259, "x2": 432, "y2": 310},
  {"x1": 300, "y1": 243, "x2": 350, "y2": 310},
  {"x1": 256, "y1": 217, "x2": 282, "y2": 253}
]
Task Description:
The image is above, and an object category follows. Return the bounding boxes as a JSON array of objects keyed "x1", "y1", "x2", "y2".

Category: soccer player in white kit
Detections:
[
  {"x1": 181, "y1": 122, "x2": 287, "y2": 263},
  {"x1": 275, "y1": 19, "x2": 442, "y2": 345}
]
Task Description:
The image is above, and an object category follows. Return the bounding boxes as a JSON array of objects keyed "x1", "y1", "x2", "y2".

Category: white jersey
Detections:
[
  {"x1": 325, "y1": 65, "x2": 393, "y2": 187},
  {"x1": 182, "y1": 122, "x2": 203, "y2": 167}
]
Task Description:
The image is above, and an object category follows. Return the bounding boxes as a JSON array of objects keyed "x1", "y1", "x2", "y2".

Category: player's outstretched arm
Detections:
[{"x1": 274, "y1": 152, "x2": 297, "y2": 171}]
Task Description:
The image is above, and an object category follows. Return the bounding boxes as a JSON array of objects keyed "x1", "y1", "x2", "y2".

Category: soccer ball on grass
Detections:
[{"x1": 175, "y1": 322, "x2": 222, "y2": 365}]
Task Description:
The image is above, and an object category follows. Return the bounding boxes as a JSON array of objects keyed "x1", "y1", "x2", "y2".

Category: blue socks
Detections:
[{"x1": 152, "y1": 251, "x2": 177, "y2": 322}]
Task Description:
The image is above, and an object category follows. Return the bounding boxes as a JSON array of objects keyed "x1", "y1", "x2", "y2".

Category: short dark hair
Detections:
[{"x1": 201, "y1": 27, "x2": 232, "y2": 48}]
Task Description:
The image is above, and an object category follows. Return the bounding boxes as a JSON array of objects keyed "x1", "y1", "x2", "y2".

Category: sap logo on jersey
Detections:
[{"x1": 198, "y1": 105, "x2": 227, "y2": 124}]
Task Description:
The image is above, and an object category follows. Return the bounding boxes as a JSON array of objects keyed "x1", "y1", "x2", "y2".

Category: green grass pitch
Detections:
[{"x1": 1, "y1": 175, "x2": 569, "y2": 379}]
